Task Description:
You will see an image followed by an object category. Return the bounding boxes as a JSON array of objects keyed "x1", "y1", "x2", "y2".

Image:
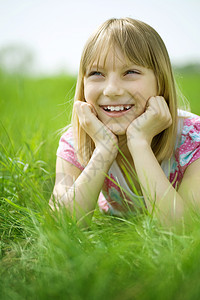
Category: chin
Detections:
[{"x1": 107, "y1": 124, "x2": 128, "y2": 136}]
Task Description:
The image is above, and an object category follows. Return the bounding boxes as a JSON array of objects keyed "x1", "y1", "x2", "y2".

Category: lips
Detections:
[
  {"x1": 99, "y1": 104, "x2": 134, "y2": 107},
  {"x1": 100, "y1": 104, "x2": 133, "y2": 107}
]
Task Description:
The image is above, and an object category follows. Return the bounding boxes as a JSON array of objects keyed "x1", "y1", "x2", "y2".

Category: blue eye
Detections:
[
  {"x1": 89, "y1": 71, "x2": 103, "y2": 76},
  {"x1": 125, "y1": 70, "x2": 140, "y2": 75}
]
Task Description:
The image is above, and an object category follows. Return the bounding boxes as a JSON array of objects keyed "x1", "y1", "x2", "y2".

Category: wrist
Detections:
[
  {"x1": 127, "y1": 138, "x2": 151, "y2": 154},
  {"x1": 127, "y1": 129, "x2": 152, "y2": 147},
  {"x1": 93, "y1": 147, "x2": 117, "y2": 166}
]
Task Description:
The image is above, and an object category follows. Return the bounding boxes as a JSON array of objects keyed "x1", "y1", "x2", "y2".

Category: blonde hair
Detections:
[{"x1": 71, "y1": 18, "x2": 179, "y2": 166}]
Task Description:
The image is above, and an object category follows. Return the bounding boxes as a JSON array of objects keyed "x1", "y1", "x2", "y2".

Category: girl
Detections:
[{"x1": 50, "y1": 18, "x2": 200, "y2": 226}]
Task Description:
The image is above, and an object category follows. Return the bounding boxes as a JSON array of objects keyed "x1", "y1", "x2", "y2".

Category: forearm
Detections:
[
  {"x1": 55, "y1": 148, "x2": 114, "y2": 225},
  {"x1": 129, "y1": 141, "x2": 184, "y2": 223}
]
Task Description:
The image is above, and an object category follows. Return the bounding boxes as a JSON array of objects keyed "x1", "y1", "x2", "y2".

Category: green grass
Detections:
[
  {"x1": 0, "y1": 68, "x2": 200, "y2": 300},
  {"x1": 175, "y1": 70, "x2": 200, "y2": 115}
]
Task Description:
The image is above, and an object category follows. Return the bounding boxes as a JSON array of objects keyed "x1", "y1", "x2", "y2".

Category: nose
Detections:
[{"x1": 103, "y1": 74, "x2": 124, "y2": 97}]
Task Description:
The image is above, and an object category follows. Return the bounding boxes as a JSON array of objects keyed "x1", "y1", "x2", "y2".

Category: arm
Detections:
[
  {"x1": 51, "y1": 149, "x2": 115, "y2": 227},
  {"x1": 130, "y1": 142, "x2": 200, "y2": 224},
  {"x1": 51, "y1": 101, "x2": 118, "y2": 226},
  {"x1": 127, "y1": 96, "x2": 185, "y2": 225},
  {"x1": 129, "y1": 140, "x2": 184, "y2": 224},
  {"x1": 177, "y1": 158, "x2": 200, "y2": 208}
]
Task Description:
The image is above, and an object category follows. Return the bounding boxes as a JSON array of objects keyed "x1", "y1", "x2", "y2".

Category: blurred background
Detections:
[
  {"x1": 0, "y1": 0, "x2": 200, "y2": 171},
  {"x1": 0, "y1": 0, "x2": 200, "y2": 75}
]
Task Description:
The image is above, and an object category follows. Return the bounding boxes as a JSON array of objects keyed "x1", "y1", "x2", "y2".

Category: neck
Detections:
[
  {"x1": 116, "y1": 134, "x2": 136, "y2": 173},
  {"x1": 117, "y1": 134, "x2": 131, "y2": 158}
]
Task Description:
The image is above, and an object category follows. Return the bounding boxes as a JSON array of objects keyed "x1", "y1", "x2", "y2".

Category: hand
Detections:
[
  {"x1": 127, "y1": 96, "x2": 172, "y2": 146},
  {"x1": 74, "y1": 101, "x2": 119, "y2": 159}
]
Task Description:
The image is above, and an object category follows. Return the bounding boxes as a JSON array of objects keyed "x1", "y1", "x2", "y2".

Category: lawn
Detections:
[{"x1": 0, "y1": 68, "x2": 200, "y2": 300}]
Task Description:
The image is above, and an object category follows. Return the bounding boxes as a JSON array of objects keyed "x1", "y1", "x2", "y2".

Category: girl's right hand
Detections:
[{"x1": 74, "y1": 101, "x2": 119, "y2": 160}]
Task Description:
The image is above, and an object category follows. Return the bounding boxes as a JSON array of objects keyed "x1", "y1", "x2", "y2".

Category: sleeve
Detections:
[
  {"x1": 175, "y1": 115, "x2": 200, "y2": 177},
  {"x1": 98, "y1": 192, "x2": 111, "y2": 214},
  {"x1": 56, "y1": 126, "x2": 84, "y2": 171}
]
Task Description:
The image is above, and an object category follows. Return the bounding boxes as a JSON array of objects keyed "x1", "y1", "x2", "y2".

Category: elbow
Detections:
[{"x1": 49, "y1": 192, "x2": 59, "y2": 211}]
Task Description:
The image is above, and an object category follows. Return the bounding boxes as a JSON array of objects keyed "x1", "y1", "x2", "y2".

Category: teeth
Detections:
[{"x1": 104, "y1": 105, "x2": 132, "y2": 112}]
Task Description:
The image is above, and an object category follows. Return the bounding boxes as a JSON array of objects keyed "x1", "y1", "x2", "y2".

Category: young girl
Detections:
[{"x1": 50, "y1": 18, "x2": 200, "y2": 226}]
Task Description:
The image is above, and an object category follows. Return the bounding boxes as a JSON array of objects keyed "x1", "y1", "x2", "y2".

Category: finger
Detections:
[
  {"x1": 76, "y1": 101, "x2": 97, "y2": 118},
  {"x1": 150, "y1": 96, "x2": 167, "y2": 113},
  {"x1": 146, "y1": 97, "x2": 160, "y2": 115},
  {"x1": 81, "y1": 103, "x2": 97, "y2": 121},
  {"x1": 74, "y1": 101, "x2": 116, "y2": 145},
  {"x1": 74, "y1": 100, "x2": 84, "y2": 115},
  {"x1": 87, "y1": 103, "x2": 98, "y2": 116},
  {"x1": 74, "y1": 101, "x2": 95, "y2": 124},
  {"x1": 74, "y1": 101, "x2": 92, "y2": 128},
  {"x1": 79, "y1": 103, "x2": 103, "y2": 134},
  {"x1": 155, "y1": 96, "x2": 170, "y2": 116},
  {"x1": 154, "y1": 96, "x2": 172, "y2": 127}
]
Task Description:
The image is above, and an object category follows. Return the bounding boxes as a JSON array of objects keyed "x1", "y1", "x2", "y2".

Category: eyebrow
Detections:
[{"x1": 89, "y1": 63, "x2": 141, "y2": 70}]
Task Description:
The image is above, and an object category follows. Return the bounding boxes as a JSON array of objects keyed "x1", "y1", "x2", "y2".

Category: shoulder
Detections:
[
  {"x1": 161, "y1": 110, "x2": 200, "y2": 188},
  {"x1": 176, "y1": 109, "x2": 200, "y2": 147},
  {"x1": 58, "y1": 125, "x2": 74, "y2": 147},
  {"x1": 176, "y1": 110, "x2": 200, "y2": 169},
  {"x1": 56, "y1": 125, "x2": 84, "y2": 171},
  {"x1": 179, "y1": 110, "x2": 200, "y2": 149}
]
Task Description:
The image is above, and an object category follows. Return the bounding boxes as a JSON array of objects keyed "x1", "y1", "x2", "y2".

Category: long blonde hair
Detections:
[{"x1": 71, "y1": 18, "x2": 179, "y2": 166}]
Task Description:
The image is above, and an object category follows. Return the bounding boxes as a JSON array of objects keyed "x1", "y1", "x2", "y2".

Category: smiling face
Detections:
[{"x1": 83, "y1": 47, "x2": 158, "y2": 136}]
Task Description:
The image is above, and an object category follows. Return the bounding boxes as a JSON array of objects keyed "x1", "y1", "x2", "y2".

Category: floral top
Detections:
[{"x1": 56, "y1": 109, "x2": 200, "y2": 216}]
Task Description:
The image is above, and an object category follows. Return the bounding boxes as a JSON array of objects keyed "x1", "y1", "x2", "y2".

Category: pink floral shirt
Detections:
[{"x1": 56, "y1": 110, "x2": 200, "y2": 216}]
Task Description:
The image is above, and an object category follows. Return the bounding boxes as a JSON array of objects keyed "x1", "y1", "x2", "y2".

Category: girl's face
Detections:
[{"x1": 84, "y1": 47, "x2": 158, "y2": 136}]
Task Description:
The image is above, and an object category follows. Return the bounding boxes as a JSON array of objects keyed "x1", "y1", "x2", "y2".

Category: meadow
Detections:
[{"x1": 0, "y1": 67, "x2": 200, "y2": 300}]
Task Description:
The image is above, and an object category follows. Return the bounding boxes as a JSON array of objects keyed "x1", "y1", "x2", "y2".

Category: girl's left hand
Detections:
[{"x1": 126, "y1": 96, "x2": 172, "y2": 146}]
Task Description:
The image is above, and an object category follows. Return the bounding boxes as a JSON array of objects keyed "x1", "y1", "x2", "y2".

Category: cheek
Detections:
[
  {"x1": 147, "y1": 76, "x2": 158, "y2": 96},
  {"x1": 136, "y1": 79, "x2": 157, "y2": 100},
  {"x1": 83, "y1": 85, "x2": 90, "y2": 102},
  {"x1": 84, "y1": 84, "x2": 98, "y2": 103}
]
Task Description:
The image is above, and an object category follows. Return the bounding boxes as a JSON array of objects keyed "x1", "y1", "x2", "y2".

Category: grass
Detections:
[{"x1": 0, "y1": 68, "x2": 200, "y2": 299}]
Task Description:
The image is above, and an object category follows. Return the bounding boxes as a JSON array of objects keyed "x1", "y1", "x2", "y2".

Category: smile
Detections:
[
  {"x1": 99, "y1": 104, "x2": 134, "y2": 117},
  {"x1": 101, "y1": 104, "x2": 133, "y2": 112}
]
